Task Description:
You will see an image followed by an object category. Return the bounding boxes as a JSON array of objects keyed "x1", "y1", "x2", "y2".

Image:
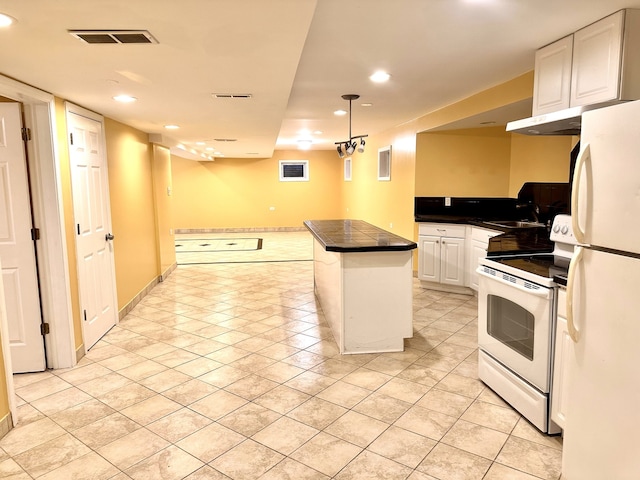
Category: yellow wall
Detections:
[
  {"x1": 415, "y1": 127, "x2": 512, "y2": 197},
  {"x1": 151, "y1": 145, "x2": 176, "y2": 276},
  {"x1": 104, "y1": 119, "x2": 158, "y2": 312},
  {"x1": 508, "y1": 134, "x2": 574, "y2": 196},
  {"x1": 172, "y1": 150, "x2": 342, "y2": 229}
]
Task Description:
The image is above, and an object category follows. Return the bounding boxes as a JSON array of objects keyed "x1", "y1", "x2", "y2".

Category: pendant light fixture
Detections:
[{"x1": 335, "y1": 94, "x2": 367, "y2": 158}]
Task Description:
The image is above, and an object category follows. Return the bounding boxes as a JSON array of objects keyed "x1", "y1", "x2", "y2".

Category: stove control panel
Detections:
[{"x1": 550, "y1": 214, "x2": 578, "y2": 245}]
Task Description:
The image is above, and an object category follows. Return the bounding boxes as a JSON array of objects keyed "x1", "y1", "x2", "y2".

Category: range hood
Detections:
[{"x1": 506, "y1": 105, "x2": 587, "y2": 135}]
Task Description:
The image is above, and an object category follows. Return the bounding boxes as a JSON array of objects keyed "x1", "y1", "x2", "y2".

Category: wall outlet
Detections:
[
  {"x1": 445, "y1": 197, "x2": 451, "y2": 207},
  {"x1": 167, "y1": 186, "x2": 172, "y2": 196},
  {"x1": 389, "y1": 223, "x2": 393, "y2": 229},
  {"x1": 169, "y1": 228, "x2": 173, "y2": 235}
]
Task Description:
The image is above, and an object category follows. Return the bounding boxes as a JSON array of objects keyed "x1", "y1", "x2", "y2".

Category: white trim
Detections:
[
  {"x1": 378, "y1": 145, "x2": 391, "y2": 181},
  {"x1": 279, "y1": 160, "x2": 309, "y2": 182},
  {"x1": 0, "y1": 74, "x2": 76, "y2": 370},
  {"x1": 344, "y1": 157, "x2": 352, "y2": 181},
  {"x1": 0, "y1": 258, "x2": 17, "y2": 425}
]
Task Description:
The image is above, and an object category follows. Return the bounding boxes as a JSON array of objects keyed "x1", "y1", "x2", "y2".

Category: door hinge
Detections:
[
  {"x1": 40, "y1": 323, "x2": 50, "y2": 335},
  {"x1": 31, "y1": 227, "x2": 40, "y2": 241},
  {"x1": 21, "y1": 127, "x2": 32, "y2": 141},
  {"x1": 83, "y1": 309, "x2": 87, "y2": 321},
  {"x1": 70, "y1": 132, "x2": 74, "y2": 145}
]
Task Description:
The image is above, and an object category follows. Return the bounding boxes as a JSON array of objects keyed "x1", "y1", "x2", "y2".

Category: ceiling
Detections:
[{"x1": 0, "y1": 0, "x2": 638, "y2": 159}]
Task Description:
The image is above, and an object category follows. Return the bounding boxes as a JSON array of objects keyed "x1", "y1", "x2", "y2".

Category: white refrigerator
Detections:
[{"x1": 563, "y1": 100, "x2": 640, "y2": 479}]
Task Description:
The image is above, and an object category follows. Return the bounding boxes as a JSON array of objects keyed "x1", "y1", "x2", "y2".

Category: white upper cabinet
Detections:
[
  {"x1": 533, "y1": 35, "x2": 573, "y2": 116},
  {"x1": 531, "y1": 9, "x2": 640, "y2": 116},
  {"x1": 570, "y1": 10, "x2": 624, "y2": 106}
]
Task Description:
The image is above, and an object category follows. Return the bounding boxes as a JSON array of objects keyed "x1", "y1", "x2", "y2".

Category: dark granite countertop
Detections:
[{"x1": 304, "y1": 219, "x2": 417, "y2": 253}]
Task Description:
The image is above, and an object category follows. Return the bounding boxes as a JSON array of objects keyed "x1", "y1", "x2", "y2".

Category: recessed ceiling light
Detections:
[
  {"x1": 196, "y1": 141, "x2": 206, "y2": 146},
  {"x1": 0, "y1": 13, "x2": 15, "y2": 27},
  {"x1": 361, "y1": 103, "x2": 373, "y2": 107},
  {"x1": 297, "y1": 139, "x2": 312, "y2": 150},
  {"x1": 164, "y1": 124, "x2": 179, "y2": 130},
  {"x1": 113, "y1": 95, "x2": 137, "y2": 103},
  {"x1": 334, "y1": 110, "x2": 347, "y2": 116},
  {"x1": 205, "y1": 147, "x2": 214, "y2": 151},
  {"x1": 370, "y1": 71, "x2": 391, "y2": 83},
  {"x1": 314, "y1": 130, "x2": 323, "y2": 135}
]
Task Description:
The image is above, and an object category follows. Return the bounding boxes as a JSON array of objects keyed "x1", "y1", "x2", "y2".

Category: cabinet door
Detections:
[
  {"x1": 440, "y1": 237, "x2": 465, "y2": 287},
  {"x1": 469, "y1": 240, "x2": 488, "y2": 291},
  {"x1": 570, "y1": 10, "x2": 624, "y2": 107},
  {"x1": 533, "y1": 35, "x2": 573, "y2": 115},
  {"x1": 418, "y1": 236, "x2": 439, "y2": 282}
]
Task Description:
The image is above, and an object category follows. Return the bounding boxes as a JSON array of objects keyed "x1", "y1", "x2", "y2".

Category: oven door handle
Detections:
[
  {"x1": 566, "y1": 246, "x2": 583, "y2": 343},
  {"x1": 477, "y1": 267, "x2": 551, "y2": 298}
]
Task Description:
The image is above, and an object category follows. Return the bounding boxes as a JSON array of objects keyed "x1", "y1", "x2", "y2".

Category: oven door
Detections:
[{"x1": 477, "y1": 267, "x2": 554, "y2": 392}]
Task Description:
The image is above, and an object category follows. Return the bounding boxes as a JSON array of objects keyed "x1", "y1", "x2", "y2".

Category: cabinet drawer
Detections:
[
  {"x1": 418, "y1": 223, "x2": 466, "y2": 238},
  {"x1": 471, "y1": 227, "x2": 502, "y2": 243}
]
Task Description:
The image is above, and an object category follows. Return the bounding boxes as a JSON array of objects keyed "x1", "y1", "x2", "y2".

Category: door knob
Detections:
[{"x1": 105, "y1": 233, "x2": 114, "y2": 241}]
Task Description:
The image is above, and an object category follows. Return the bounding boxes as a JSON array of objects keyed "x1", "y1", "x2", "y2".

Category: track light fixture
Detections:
[{"x1": 335, "y1": 94, "x2": 368, "y2": 158}]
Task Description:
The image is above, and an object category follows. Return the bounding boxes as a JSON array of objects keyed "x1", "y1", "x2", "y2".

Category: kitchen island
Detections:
[{"x1": 303, "y1": 219, "x2": 417, "y2": 354}]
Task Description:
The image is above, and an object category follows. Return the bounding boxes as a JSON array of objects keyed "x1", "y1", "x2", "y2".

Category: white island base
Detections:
[{"x1": 312, "y1": 238, "x2": 414, "y2": 354}]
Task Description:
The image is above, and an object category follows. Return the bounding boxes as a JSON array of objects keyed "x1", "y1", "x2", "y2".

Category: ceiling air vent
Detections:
[
  {"x1": 212, "y1": 93, "x2": 252, "y2": 99},
  {"x1": 69, "y1": 30, "x2": 158, "y2": 44}
]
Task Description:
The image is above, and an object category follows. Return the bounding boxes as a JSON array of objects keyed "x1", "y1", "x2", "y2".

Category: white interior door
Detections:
[
  {"x1": 0, "y1": 103, "x2": 46, "y2": 373},
  {"x1": 67, "y1": 107, "x2": 117, "y2": 350}
]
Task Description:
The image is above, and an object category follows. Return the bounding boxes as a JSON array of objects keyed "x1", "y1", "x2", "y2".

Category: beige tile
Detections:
[
  {"x1": 418, "y1": 443, "x2": 491, "y2": 480},
  {"x1": 30, "y1": 386, "x2": 92, "y2": 416},
  {"x1": 120, "y1": 394, "x2": 182, "y2": 425},
  {"x1": 12, "y1": 371, "x2": 54, "y2": 389},
  {"x1": 461, "y1": 400, "x2": 520, "y2": 434},
  {"x1": 0, "y1": 458, "x2": 31, "y2": 479},
  {"x1": 189, "y1": 389, "x2": 248, "y2": 420},
  {"x1": 97, "y1": 383, "x2": 156, "y2": 410},
  {"x1": 147, "y1": 408, "x2": 212, "y2": 442},
  {"x1": 441, "y1": 419, "x2": 509, "y2": 460},
  {"x1": 416, "y1": 388, "x2": 474, "y2": 417},
  {"x1": 162, "y1": 378, "x2": 219, "y2": 405},
  {"x1": 72, "y1": 412, "x2": 141, "y2": 449},
  {"x1": 495, "y1": 436, "x2": 562, "y2": 480},
  {"x1": 154, "y1": 349, "x2": 200, "y2": 368},
  {"x1": 198, "y1": 365, "x2": 250, "y2": 388},
  {"x1": 398, "y1": 364, "x2": 448, "y2": 387},
  {"x1": 211, "y1": 439, "x2": 284, "y2": 479},
  {"x1": 76, "y1": 371, "x2": 132, "y2": 397},
  {"x1": 284, "y1": 370, "x2": 336, "y2": 395},
  {"x1": 56, "y1": 363, "x2": 113, "y2": 385},
  {"x1": 435, "y1": 373, "x2": 485, "y2": 398},
  {"x1": 324, "y1": 410, "x2": 388, "y2": 447},
  {"x1": 368, "y1": 425, "x2": 437, "y2": 468},
  {"x1": 281, "y1": 350, "x2": 326, "y2": 369},
  {"x1": 205, "y1": 346, "x2": 252, "y2": 364},
  {"x1": 252, "y1": 416, "x2": 318, "y2": 455},
  {"x1": 352, "y1": 392, "x2": 412, "y2": 423},
  {"x1": 511, "y1": 417, "x2": 563, "y2": 451},
  {"x1": 174, "y1": 357, "x2": 223, "y2": 377},
  {"x1": 290, "y1": 432, "x2": 362, "y2": 477},
  {"x1": 138, "y1": 369, "x2": 192, "y2": 393},
  {"x1": 118, "y1": 359, "x2": 168, "y2": 381},
  {"x1": 231, "y1": 353, "x2": 278, "y2": 372},
  {"x1": 363, "y1": 356, "x2": 410, "y2": 376},
  {"x1": 394, "y1": 405, "x2": 457, "y2": 441},
  {"x1": 0, "y1": 418, "x2": 66, "y2": 456},
  {"x1": 316, "y1": 381, "x2": 370, "y2": 409},
  {"x1": 37, "y1": 451, "x2": 119, "y2": 480},
  {"x1": 50, "y1": 398, "x2": 115, "y2": 431},
  {"x1": 414, "y1": 352, "x2": 462, "y2": 373},
  {"x1": 254, "y1": 385, "x2": 311, "y2": 414},
  {"x1": 484, "y1": 463, "x2": 542, "y2": 480},
  {"x1": 341, "y1": 367, "x2": 392, "y2": 390},
  {"x1": 224, "y1": 374, "x2": 279, "y2": 400},
  {"x1": 14, "y1": 403, "x2": 45, "y2": 426},
  {"x1": 286, "y1": 397, "x2": 347, "y2": 430},
  {"x1": 125, "y1": 445, "x2": 203, "y2": 480},
  {"x1": 258, "y1": 361, "x2": 305, "y2": 383},
  {"x1": 13, "y1": 432, "x2": 90, "y2": 478},
  {"x1": 257, "y1": 343, "x2": 301, "y2": 361},
  {"x1": 334, "y1": 450, "x2": 412, "y2": 479},
  {"x1": 96, "y1": 351, "x2": 147, "y2": 371},
  {"x1": 375, "y1": 377, "x2": 430, "y2": 404},
  {"x1": 184, "y1": 465, "x2": 232, "y2": 479},
  {"x1": 15, "y1": 376, "x2": 72, "y2": 403},
  {"x1": 97, "y1": 428, "x2": 169, "y2": 470},
  {"x1": 218, "y1": 402, "x2": 282, "y2": 437},
  {"x1": 177, "y1": 423, "x2": 245, "y2": 462},
  {"x1": 310, "y1": 359, "x2": 359, "y2": 380},
  {"x1": 257, "y1": 458, "x2": 329, "y2": 479}
]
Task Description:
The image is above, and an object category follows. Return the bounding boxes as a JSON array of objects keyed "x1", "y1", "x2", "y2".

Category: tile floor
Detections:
[{"x1": 0, "y1": 232, "x2": 563, "y2": 479}]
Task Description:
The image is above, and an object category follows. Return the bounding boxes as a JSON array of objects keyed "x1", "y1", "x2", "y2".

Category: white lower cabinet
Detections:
[
  {"x1": 418, "y1": 223, "x2": 466, "y2": 287},
  {"x1": 468, "y1": 227, "x2": 502, "y2": 291},
  {"x1": 551, "y1": 287, "x2": 569, "y2": 430}
]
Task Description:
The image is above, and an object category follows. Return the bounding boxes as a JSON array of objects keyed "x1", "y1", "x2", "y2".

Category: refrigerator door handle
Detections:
[
  {"x1": 571, "y1": 143, "x2": 590, "y2": 245},
  {"x1": 567, "y1": 246, "x2": 583, "y2": 343}
]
